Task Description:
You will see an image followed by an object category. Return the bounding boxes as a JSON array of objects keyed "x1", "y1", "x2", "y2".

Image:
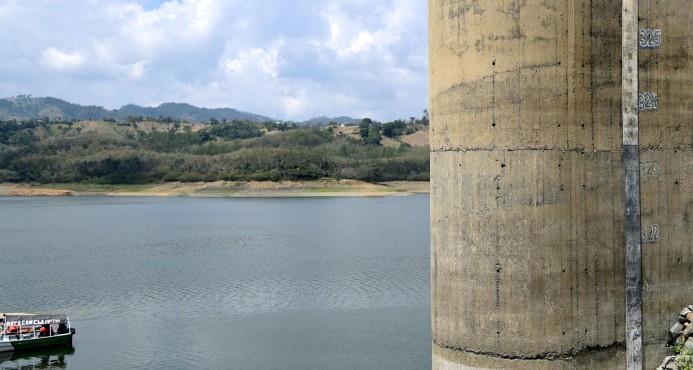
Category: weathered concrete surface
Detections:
[
  {"x1": 433, "y1": 343, "x2": 670, "y2": 370},
  {"x1": 639, "y1": 2, "x2": 693, "y2": 350},
  {"x1": 429, "y1": 0, "x2": 693, "y2": 368}
]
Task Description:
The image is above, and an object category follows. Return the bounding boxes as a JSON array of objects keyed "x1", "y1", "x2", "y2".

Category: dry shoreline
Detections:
[{"x1": 0, "y1": 180, "x2": 429, "y2": 198}]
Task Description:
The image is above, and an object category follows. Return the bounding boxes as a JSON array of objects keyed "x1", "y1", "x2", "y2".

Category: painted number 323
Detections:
[{"x1": 639, "y1": 28, "x2": 662, "y2": 49}]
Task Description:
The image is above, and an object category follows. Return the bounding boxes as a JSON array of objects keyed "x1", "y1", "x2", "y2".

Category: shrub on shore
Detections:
[{"x1": 0, "y1": 119, "x2": 429, "y2": 184}]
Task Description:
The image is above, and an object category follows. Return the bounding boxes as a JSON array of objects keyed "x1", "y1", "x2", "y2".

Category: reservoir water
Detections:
[{"x1": 0, "y1": 195, "x2": 430, "y2": 370}]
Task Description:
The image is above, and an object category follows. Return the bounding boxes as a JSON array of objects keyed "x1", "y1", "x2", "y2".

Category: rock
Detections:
[
  {"x1": 686, "y1": 312, "x2": 693, "y2": 322},
  {"x1": 657, "y1": 356, "x2": 677, "y2": 370},
  {"x1": 659, "y1": 307, "x2": 693, "y2": 369},
  {"x1": 683, "y1": 324, "x2": 693, "y2": 338},
  {"x1": 671, "y1": 322, "x2": 685, "y2": 338}
]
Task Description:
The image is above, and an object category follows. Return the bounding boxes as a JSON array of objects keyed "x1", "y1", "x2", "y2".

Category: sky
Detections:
[{"x1": 0, "y1": 0, "x2": 428, "y2": 121}]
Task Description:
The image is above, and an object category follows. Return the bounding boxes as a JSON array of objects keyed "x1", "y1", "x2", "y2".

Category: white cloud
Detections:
[
  {"x1": 106, "y1": 0, "x2": 222, "y2": 53},
  {"x1": 0, "y1": 0, "x2": 428, "y2": 121},
  {"x1": 222, "y1": 47, "x2": 281, "y2": 80},
  {"x1": 320, "y1": 0, "x2": 416, "y2": 58},
  {"x1": 281, "y1": 96, "x2": 308, "y2": 118},
  {"x1": 128, "y1": 61, "x2": 148, "y2": 80},
  {"x1": 41, "y1": 47, "x2": 85, "y2": 71}
]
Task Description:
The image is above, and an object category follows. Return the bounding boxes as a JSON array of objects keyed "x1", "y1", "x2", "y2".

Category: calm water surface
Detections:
[{"x1": 0, "y1": 195, "x2": 430, "y2": 370}]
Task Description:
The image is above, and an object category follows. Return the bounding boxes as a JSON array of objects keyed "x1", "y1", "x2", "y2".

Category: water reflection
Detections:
[{"x1": 0, "y1": 347, "x2": 74, "y2": 370}]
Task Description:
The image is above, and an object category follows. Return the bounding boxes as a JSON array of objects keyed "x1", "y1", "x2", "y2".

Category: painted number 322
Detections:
[{"x1": 639, "y1": 28, "x2": 662, "y2": 49}]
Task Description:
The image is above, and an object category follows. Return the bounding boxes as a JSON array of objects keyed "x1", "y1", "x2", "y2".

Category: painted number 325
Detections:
[
  {"x1": 639, "y1": 92, "x2": 658, "y2": 112},
  {"x1": 639, "y1": 28, "x2": 662, "y2": 49}
]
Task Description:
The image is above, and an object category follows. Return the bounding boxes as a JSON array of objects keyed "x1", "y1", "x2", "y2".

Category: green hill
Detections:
[
  {"x1": 0, "y1": 117, "x2": 429, "y2": 185},
  {"x1": 0, "y1": 95, "x2": 273, "y2": 122}
]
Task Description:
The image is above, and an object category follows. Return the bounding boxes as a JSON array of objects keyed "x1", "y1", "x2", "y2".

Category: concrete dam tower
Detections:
[{"x1": 429, "y1": 1, "x2": 693, "y2": 369}]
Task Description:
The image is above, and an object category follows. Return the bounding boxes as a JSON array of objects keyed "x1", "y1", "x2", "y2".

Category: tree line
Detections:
[{"x1": 0, "y1": 116, "x2": 429, "y2": 184}]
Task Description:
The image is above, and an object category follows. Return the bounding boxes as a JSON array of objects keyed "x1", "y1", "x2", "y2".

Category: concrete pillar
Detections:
[
  {"x1": 639, "y1": 0, "x2": 693, "y2": 357},
  {"x1": 429, "y1": 1, "x2": 692, "y2": 369}
]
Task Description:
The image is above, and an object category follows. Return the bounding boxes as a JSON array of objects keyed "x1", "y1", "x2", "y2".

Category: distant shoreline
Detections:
[{"x1": 0, "y1": 180, "x2": 429, "y2": 198}]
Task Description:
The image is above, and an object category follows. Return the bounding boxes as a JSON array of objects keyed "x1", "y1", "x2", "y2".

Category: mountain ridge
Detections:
[
  {"x1": 0, "y1": 95, "x2": 361, "y2": 125},
  {"x1": 0, "y1": 95, "x2": 272, "y2": 123},
  {"x1": 302, "y1": 116, "x2": 361, "y2": 126}
]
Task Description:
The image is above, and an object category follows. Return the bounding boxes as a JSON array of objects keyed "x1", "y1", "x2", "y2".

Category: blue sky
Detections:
[{"x1": 0, "y1": 0, "x2": 428, "y2": 121}]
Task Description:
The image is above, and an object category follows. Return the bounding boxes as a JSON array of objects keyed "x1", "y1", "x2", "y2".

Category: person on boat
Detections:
[
  {"x1": 39, "y1": 325, "x2": 49, "y2": 337},
  {"x1": 5, "y1": 325, "x2": 20, "y2": 340},
  {"x1": 57, "y1": 323, "x2": 68, "y2": 334}
]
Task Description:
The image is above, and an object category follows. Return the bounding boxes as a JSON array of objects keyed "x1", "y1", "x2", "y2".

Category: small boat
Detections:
[{"x1": 0, "y1": 313, "x2": 75, "y2": 353}]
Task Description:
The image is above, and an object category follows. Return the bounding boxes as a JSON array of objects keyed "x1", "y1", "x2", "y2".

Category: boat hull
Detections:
[{"x1": 0, "y1": 332, "x2": 73, "y2": 353}]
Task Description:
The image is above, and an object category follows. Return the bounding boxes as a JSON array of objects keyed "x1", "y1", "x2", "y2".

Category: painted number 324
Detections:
[{"x1": 639, "y1": 28, "x2": 662, "y2": 49}]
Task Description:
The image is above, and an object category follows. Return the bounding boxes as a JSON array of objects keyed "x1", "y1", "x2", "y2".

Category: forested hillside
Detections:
[
  {"x1": 0, "y1": 95, "x2": 272, "y2": 122},
  {"x1": 0, "y1": 115, "x2": 429, "y2": 184}
]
